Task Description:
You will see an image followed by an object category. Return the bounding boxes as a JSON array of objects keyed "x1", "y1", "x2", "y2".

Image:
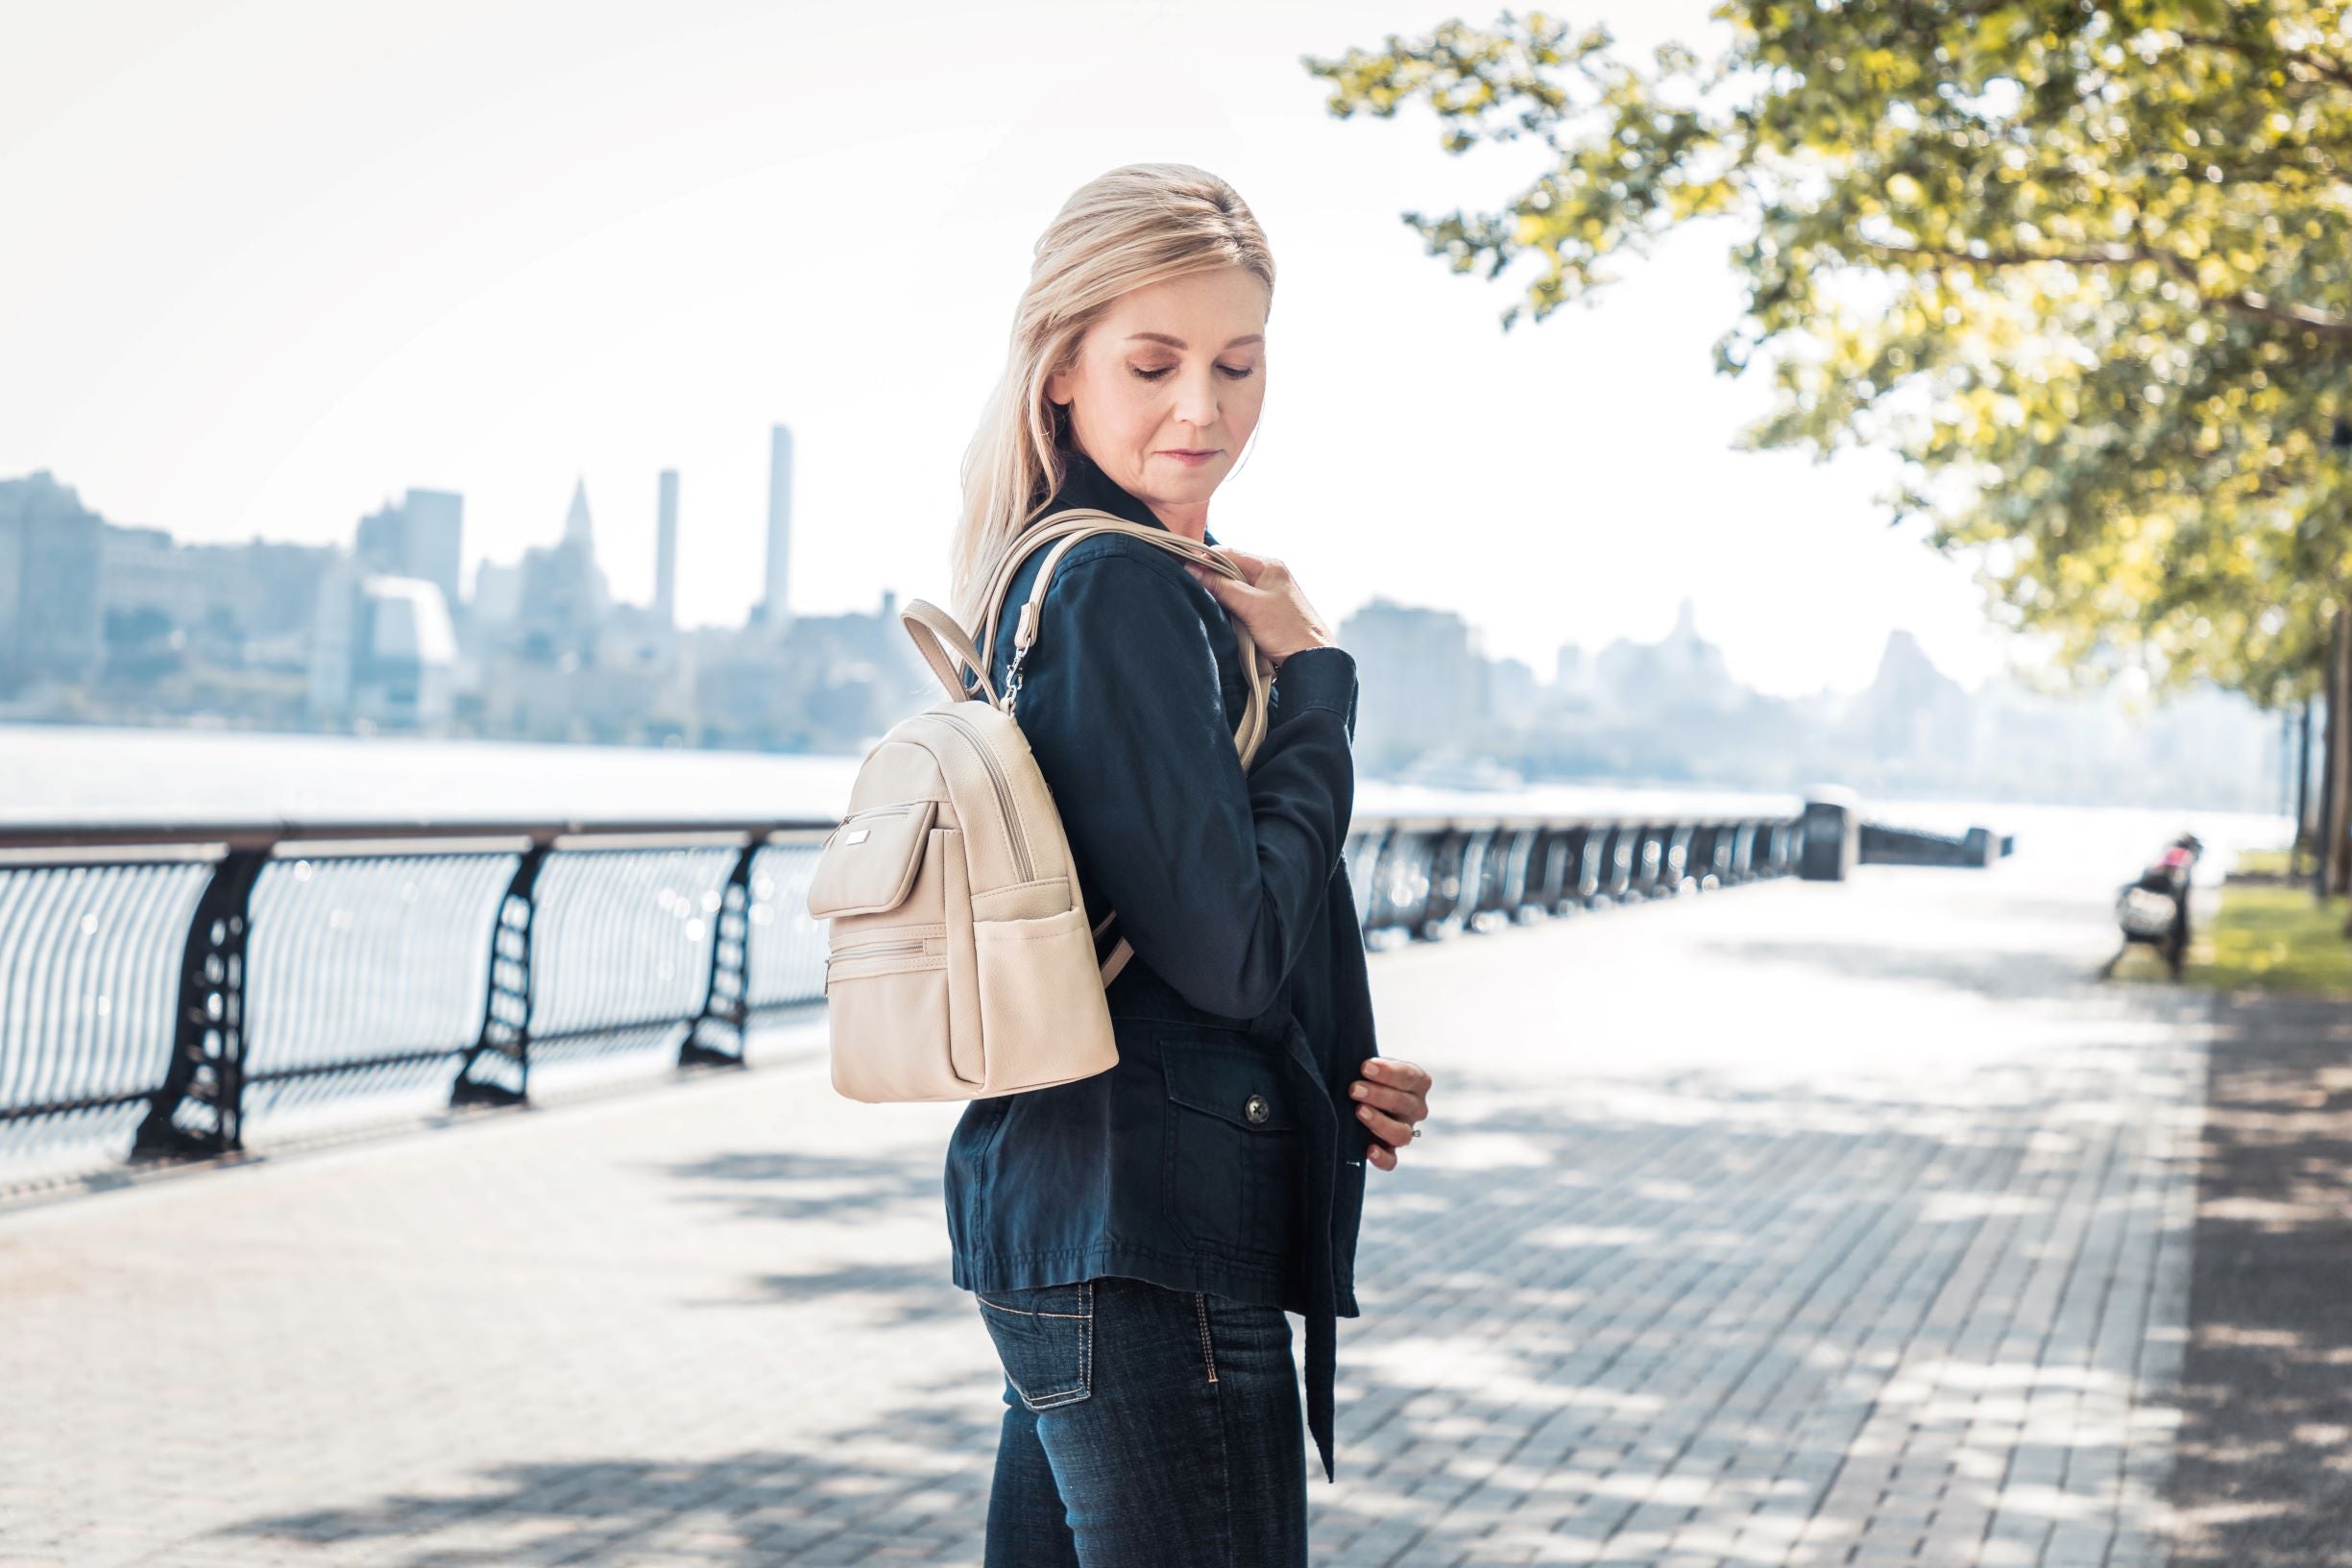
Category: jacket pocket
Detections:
[
  {"x1": 1159, "y1": 1032, "x2": 1300, "y2": 1262},
  {"x1": 975, "y1": 1280, "x2": 1094, "y2": 1411}
]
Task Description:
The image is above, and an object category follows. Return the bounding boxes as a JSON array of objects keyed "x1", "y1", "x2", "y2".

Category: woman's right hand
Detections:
[{"x1": 1182, "y1": 547, "x2": 1338, "y2": 669}]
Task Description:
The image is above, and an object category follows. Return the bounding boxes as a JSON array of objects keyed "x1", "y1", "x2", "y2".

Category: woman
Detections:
[{"x1": 940, "y1": 162, "x2": 1436, "y2": 1566}]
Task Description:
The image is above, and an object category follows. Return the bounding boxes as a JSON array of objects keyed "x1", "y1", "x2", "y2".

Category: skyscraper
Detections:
[
  {"x1": 655, "y1": 469, "x2": 679, "y2": 628},
  {"x1": 563, "y1": 474, "x2": 594, "y2": 549},
  {"x1": 354, "y1": 487, "x2": 463, "y2": 611},
  {"x1": 514, "y1": 475, "x2": 609, "y2": 663},
  {"x1": 401, "y1": 489, "x2": 464, "y2": 610},
  {"x1": 764, "y1": 423, "x2": 792, "y2": 630}
]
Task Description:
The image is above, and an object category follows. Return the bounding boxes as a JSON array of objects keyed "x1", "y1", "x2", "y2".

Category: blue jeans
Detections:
[{"x1": 976, "y1": 1274, "x2": 1309, "y2": 1566}]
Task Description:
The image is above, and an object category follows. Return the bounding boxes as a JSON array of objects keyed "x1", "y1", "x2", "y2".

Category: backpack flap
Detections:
[{"x1": 807, "y1": 799, "x2": 940, "y2": 919}]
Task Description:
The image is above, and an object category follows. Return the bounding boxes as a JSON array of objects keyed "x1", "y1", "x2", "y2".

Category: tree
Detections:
[{"x1": 1306, "y1": 1, "x2": 2352, "y2": 877}]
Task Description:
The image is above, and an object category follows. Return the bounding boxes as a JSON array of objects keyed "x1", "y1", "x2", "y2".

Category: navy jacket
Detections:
[{"x1": 942, "y1": 443, "x2": 1380, "y2": 1482}]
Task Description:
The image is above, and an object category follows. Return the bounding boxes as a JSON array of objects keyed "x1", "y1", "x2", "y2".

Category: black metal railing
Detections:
[
  {"x1": 1342, "y1": 813, "x2": 1803, "y2": 945},
  {"x1": 0, "y1": 807, "x2": 1805, "y2": 1170},
  {"x1": 1859, "y1": 821, "x2": 2015, "y2": 868}
]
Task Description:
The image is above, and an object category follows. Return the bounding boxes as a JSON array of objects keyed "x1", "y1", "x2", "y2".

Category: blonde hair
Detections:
[{"x1": 948, "y1": 162, "x2": 1275, "y2": 633}]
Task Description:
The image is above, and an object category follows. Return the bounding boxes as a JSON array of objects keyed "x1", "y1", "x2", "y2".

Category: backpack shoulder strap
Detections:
[{"x1": 979, "y1": 510, "x2": 1271, "y2": 768}]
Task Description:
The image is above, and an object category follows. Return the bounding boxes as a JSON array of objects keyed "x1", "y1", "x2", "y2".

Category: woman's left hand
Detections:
[{"x1": 1348, "y1": 1057, "x2": 1432, "y2": 1170}]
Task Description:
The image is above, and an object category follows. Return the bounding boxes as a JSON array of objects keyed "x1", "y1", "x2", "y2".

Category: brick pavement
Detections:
[{"x1": 0, "y1": 859, "x2": 2216, "y2": 1566}]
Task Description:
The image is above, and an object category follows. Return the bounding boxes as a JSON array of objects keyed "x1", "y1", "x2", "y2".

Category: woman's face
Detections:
[{"x1": 1045, "y1": 264, "x2": 1269, "y2": 511}]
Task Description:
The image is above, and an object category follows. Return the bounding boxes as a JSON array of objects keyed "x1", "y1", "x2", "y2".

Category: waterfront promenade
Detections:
[{"x1": 0, "y1": 850, "x2": 2236, "y2": 1566}]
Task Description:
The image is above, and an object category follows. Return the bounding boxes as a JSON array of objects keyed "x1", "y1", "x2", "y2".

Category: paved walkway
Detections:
[{"x1": 0, "y1": 857, "x2": 2220, "y2": 1566}]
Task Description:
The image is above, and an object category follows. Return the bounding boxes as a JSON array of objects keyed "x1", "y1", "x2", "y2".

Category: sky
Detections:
[{"x1": 0, "y1": 0, "x2": 2035, "y2": 699}]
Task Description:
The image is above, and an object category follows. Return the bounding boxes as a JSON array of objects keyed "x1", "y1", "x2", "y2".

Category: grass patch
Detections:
[
  {"x1": 2177, "y1": 883, "x2": 2352, "y2": 999},
  {"x1": 2230, "y1": 847, "x2": 2293, "y2": 878}
]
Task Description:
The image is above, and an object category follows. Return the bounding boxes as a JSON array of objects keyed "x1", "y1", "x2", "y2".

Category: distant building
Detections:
[
  {"x1": 101, "y1": 525, "x2": 334, "y2": 671},
  {"x1": 1593, "y1": 599, "x2": 1736, "y2": 716},
  {"x1": 0, "y1": 471, "x2": 105, "y2": 691},
  {"x1": 471, "y1": 560, "x2": 523, "y2": 628},
  {"x1": 306, "y1": 555, "x2": 362, "y2": 718},
  {"x1": 349, "y1": 575, "x2": 458, "y2": 727},
  {"x1": 1851, "y1": 629, "x2": 1972, "y2": 765},
  {"x1": 191, "y1": 539, "x2": 336, "y2": 646},
  {"x1": 512, "y1": 476, "x2": 611, "y2": 664},
  {"x1": 654, "y1": 468, "x2": 679, "y2": 628},
  {"x1": 100, "y1": 523, "x2": 201, "y2": 619},
  {"x1": 1553, "y1": 641, "x2": 1589, "y2": 695},
  {"x1": 1338, "y1": 597, "x2": 1483, "y2": 765},
  {"x1": 1484, "y1": 656, "x2": 1540, "y2": 729},
  {"x1": 759, "y1": 423, "x2": 793, "y2": 631},
  {"x1": 355, "y1": 488, "x2": 463, "y2": 613}
]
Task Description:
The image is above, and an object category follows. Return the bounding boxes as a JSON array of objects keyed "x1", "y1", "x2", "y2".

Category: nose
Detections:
[{"x1": 1171, "y1": 365, "x2": 1223, "y2": 433}]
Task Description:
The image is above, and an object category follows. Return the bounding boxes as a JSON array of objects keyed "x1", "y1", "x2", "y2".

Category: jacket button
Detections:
[{"x1": 1245, "y1": 1094, "x2": 1271, "y2": 1124}]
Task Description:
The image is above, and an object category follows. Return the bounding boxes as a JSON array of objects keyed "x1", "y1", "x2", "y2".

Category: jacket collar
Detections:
[{"x1": 1043, "y1": 443, "x2": 1220, "y2": 549}]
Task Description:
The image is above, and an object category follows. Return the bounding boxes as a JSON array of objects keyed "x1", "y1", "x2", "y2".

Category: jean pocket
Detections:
[{"x1": 975, "y1": 1279, "x2": 1094, "y2": 1411}]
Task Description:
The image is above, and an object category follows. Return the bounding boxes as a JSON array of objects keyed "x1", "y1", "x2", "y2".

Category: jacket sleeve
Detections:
[{"x1": 1011, "y1": 548, "x2": 1358, "y2": 1021}]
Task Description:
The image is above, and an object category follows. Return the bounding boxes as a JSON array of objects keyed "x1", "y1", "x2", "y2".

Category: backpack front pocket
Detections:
[
  {"x1": 819, "y1": 815, "x2": 979, "y2": 1102},
  {"x1": 807, "y1": 799, "x2": 939, "y2": 919},
  {"x1": 824, "y1": 942, "x2": 954, "y2": 1101}
]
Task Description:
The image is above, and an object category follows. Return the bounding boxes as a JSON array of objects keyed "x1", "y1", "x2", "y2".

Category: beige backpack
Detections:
[{"x1": 806, "y1": 509, "x2": 1272, "y2": 1102}]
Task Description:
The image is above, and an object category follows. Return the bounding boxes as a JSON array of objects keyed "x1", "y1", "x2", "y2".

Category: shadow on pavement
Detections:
[
  {"x1": 2165, "y1": 990, "x2": 2352, "y2": 1567},
  {"x1": 219, "y1": 1382, "x2": 1007, "y2": 1565}
]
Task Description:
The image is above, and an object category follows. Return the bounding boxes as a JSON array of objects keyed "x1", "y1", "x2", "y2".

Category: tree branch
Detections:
[
  {"x1": 2174, "y1": 31, "x2": 2352, "y2": 94},
  {"x1": 1857, "y1": 240, "x2": 2352, "y2": 341}
]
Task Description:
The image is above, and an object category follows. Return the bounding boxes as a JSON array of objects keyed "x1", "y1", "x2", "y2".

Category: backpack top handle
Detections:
[{"x1": 901, "y1": 600, "x2": 999, "y2": 705}]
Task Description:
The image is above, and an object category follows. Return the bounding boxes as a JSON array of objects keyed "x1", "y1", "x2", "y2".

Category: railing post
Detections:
[
  {"x1": 1665, "y1": 825, "x2": 1694, "y2": 893},
  {"x1": 1527, "y1": 828, "x2": 1564, "y2": 914},
  {"x1": 1346, "y1": 827, "x2": 1393, "y2": 938},
  {"x1": 452, "y1": 841, "x2": 549, "y2": 1108},
  {"x1": 1457, "y1": 828, "x2": 1502, "y2": 933},
  {"x1": 1370, "y1": 830, "x2": 1435, "y2": 945},
  {"x1": 132, "y1": 848, "x2": 268, "y2": 1161},
  {"x1": 1603, "y1": 827, "x2": 1635, "y2": 902},
  {"x1": 1497, "y1": 827, "x2": 1540, "y2": 922},
  {"x1": 682, "y1": 837, "x2": 759, "y2": 1071},
  {"x1": 1631, "y1": 825, "x2": 1665, "y2": 899},
  {"x1": 1687, "y1": 824, "x2": 1719, "y2": 890},
  {"x1": 1575, "y1": 827, "x2": 1605, "y2": 905},
  {"x1": 1420, "y1": 831, "x2": 1475, "y2": 940}
]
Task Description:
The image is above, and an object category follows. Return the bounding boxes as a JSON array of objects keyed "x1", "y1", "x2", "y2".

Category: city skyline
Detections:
[
  {"x1": 0, "y1": 445, "x2": 2288, "y2": 814},
  {"x1": 0, "y1": 444, "x2": 2093, "y2": 706},
  {"x1": 0, "y1": 0, "x2": 2038, "y2": 703}
]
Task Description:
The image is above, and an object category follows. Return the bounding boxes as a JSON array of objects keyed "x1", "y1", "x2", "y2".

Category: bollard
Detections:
[{"x1": 1798, "y1": 787, "x2": 1860, "y2": 881}]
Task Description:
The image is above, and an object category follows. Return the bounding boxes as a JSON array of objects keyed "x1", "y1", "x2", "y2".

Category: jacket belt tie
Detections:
[{"x1": 1280, "y1": 1020, "x2": 1342, "y2": 1484}]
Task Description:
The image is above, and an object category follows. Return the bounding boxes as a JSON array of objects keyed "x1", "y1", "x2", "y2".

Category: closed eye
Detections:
[{"x1": 1132, "y1": 365, "x2": 1256, "y2": 382}]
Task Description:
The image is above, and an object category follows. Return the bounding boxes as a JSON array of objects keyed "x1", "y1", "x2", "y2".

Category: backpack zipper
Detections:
[
  {"x1": 931, "y1": 710, "x2": 1034, "y2": 882},
  {"x1": 827, "y1": 801, "x2": 913, "y2": 845},
  {"x1": 828, "y1": 936, "x2": 933, "y2": 963}
]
